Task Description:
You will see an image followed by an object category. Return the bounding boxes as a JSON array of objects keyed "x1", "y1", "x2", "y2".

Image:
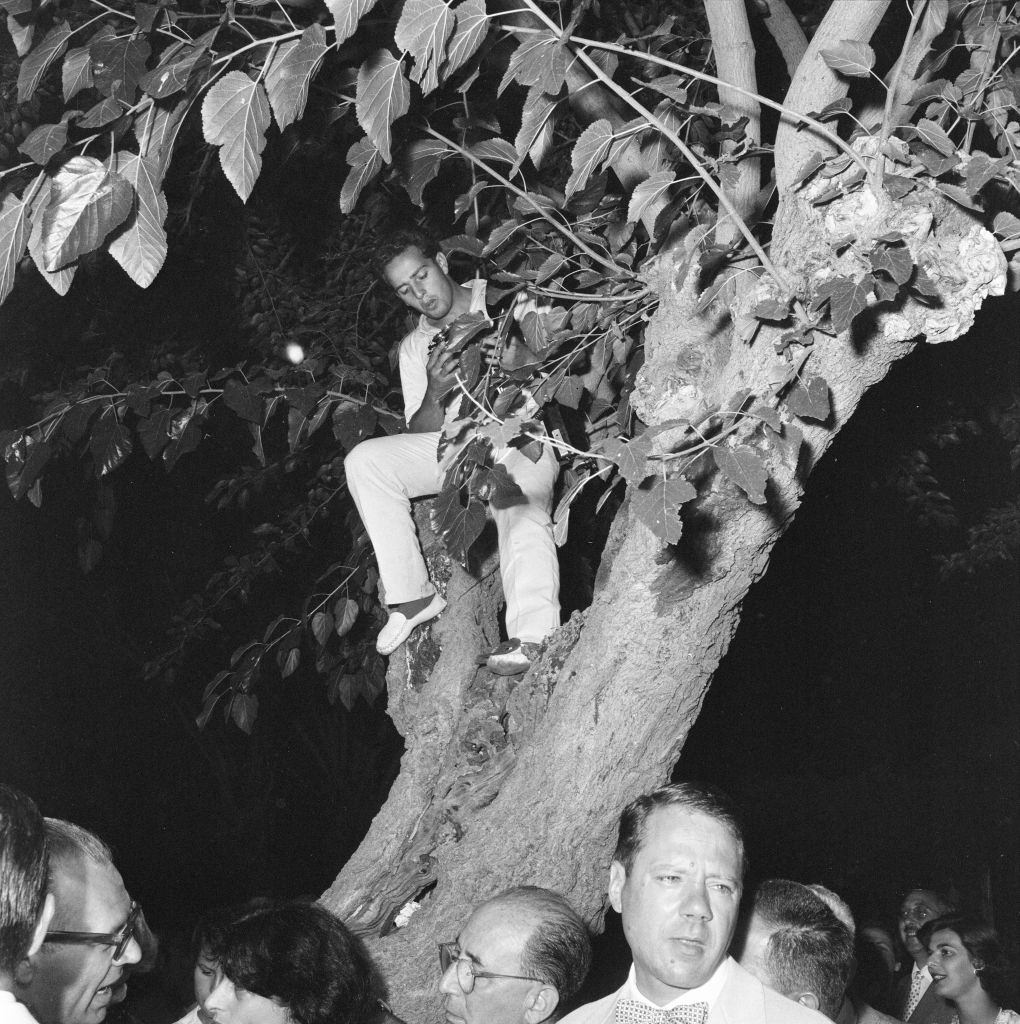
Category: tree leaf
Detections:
[
  {"x1": 77, "y1": 97, "x2": 124, "y2": 130},
  {"x1": 278, "y1": 645, "x2": 301, "y2": 679},
  {"x1": 713, "y1": 445, "x2": 767, "y2": 504},
  {"x1": 819, "y1": 39, "x2": 875, "y2": 77},
  {"x1": 786, "y1": 375, "x2": 831, "y2": 421},
  {"x1": 40, "y1": 156, "x2": 133, "y2": 271},
  {"x1": 0, "y1": 191, "x2": 32, "y2": 307},
  {"x1": 627, "y1": 170, "x2": 674, "y2": 234},
  {"x1": 752, "y1": 297, "x2": 792, "y2": 322},
  {"x1": 6, "y1": 4, "x2": 34, "y2": 57},
  {"x1": 812, "y1": 275, "x2": 871, "y2": 334},
  {"x1": 202, "y1": 71, "x2": 272, "y2": 202},
  {"x1": 964, "y1": 152, "x2": 1010, "y2": 197},
  {"x1": 230, "y1": 693, "x2": 258, "y2": 734},
  {"x1": 564, "y1": 118, "x2": 613, "y2": 199},
  {"x1": 339, "y1": 136, "x2": 383, "y2": 214},
  {"x1": 311, "y1": 610, "x2": 334, "y2": 645},
  {"x1": 18, "y1": 119, "x2": 69, "y2": 165},
  {"x1": 498, "y1": 32, "x2": 567, "y2": 96},
  {"x1": 163, "y1": 415, "x2": 202, "y2": 471},
  {"x1": 138, "y1": 406, "x2": 172, "y2": 458},
  {"x1": 135, "y1": 92, "x2": 195, "y2": 181},
  {"x1": 89, "y1": 408, "x2": 133, "y2": 476},
  {"x1": 469, "y1": 137, "x2": 519, "y2": 165},
  {"x1": 28, "y1": 177, "x2": 76, "y2": 296},
  {"x1": 601, "y1": 434, "x2": 652, "y2": 485},
  {"x1": 62, "y1": 45, "x2": 93, "y2": 102},
  {"x1": 333, "y1": 597, "x2": 359, "y2": 638},
  {"x1": 265, "y1": 24, "x2": 327, "y2": 132},
  {"x1": 355, "y1": 49, "x2": 409, "y2": 164},
  {"x1": 633, "y1": 475, "x2": 694, "y2": 543},
  {"x1": 396, "y1": 0, "x2": 455, "y2": 96},
  {"x1": 107, "y1": 153, "x2": 167, "y2": 288},
  {"x1": 90, "y1": 35, "x2": 150, "y2": 99},
  {"x1": 514, "y1": 87, "x2": 558, "y2": 171},
  {"x1": 19, "y1": 22, "x2": 71, "y2": 103},
  {"x1": 326, "y1": 0, "x2": 379, "y2": 47},
  {"x1": 913, "y1": 118, "x2": 955, "y2": 157},
  {"x1": 401, "y1": 136, "x2": 449, "y2": 206},
  {"x1": 222, "y1": 379, "x2": 265, "y2": 423},
  {"x1": 869, "y1": 241, "x2": 913, "y2": 285},
  {"x1": 431, "y1": 486, "x2": 486, "y2": 565},
  {"x1": 139, "y1": 35, "x2": 213, "y2": 99},
  {"x1": 443, "y1": 0, "x2": 487, "y2": 79}
]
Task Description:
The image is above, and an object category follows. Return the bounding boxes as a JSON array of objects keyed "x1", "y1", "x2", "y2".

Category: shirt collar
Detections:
[
  {"x1": 624, "y1": 956, "x2": 732, "y2": 1010},
  {"x1": 914, "y1": 962, "x2": 932, "y2": 981}
]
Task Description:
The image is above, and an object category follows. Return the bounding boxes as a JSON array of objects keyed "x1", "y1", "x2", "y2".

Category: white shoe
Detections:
[{"x1": 376, "y1": 594, "x2": 447, "y2": 655}]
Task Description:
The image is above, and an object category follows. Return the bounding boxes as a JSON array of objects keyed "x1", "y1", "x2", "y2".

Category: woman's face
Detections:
[
  {"x1": 193, "y1": 948, "x2": 223, "y2": 1006},
  {"x1": 926, "y1": 929, "x2": 981, "y2": 1002},
  {"x1": 203, "y1": 976, "x2": 292, "y2": 1024}
]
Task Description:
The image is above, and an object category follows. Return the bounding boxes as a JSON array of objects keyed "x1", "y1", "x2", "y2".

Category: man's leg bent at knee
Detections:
[{"x1": 345, "y1": 432, "x2": 447, "y2": 653}]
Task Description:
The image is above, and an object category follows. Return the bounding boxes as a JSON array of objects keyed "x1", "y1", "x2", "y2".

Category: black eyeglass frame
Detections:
[
  {"x1": 438, "y1": 941, "x2": 543, "y2": 994},
  {"x1": 44, "y1": 901, "x2": 142, "y2": 960}
]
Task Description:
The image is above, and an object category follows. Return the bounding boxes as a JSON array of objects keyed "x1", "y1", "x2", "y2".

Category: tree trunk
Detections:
[{"x1": 319, "y1": 3, "x2": 1008, "y2": 1019}]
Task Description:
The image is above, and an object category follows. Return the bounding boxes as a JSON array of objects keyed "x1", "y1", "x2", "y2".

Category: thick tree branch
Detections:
[
  {"x1": 774, "y1": 0, "x2": 891, "y2": 193},
  {"x1": 759, "y1": 0, "x2": 808, "y2": 80},
  {"x1": 704, "y1": 0, "x2": 761, "y2": 249}
]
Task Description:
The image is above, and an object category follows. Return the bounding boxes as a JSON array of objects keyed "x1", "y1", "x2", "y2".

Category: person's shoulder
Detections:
[
  {"x1": 558, "y1": 989, "x2": 621, "y2": 1024},
  {"x1": 857, "y1": 1002, "x2": 905, "y2": 1024},
  {"x1": 996, "y1": 1010, "x2": 1020, "y2": 1024},
  {"x1": 719, "y1": 963, "x2": 828, "y2": 1024}
]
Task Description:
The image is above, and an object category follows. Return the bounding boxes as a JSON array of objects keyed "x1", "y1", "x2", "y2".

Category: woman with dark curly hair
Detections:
[
  {"x1": 919, "y1": 915, "x2": 1018, "y2": 1024},
  {"x1": 202, "y1": 902, "x2": 398, "y2": 1024}
]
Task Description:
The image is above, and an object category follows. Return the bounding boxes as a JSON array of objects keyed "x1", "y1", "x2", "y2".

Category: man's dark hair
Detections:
[
  {"x1": 0, "y1": 785, "x2": 48, "y2": 975},
  {"x1": 917, "y1": 914, "x2": 1018, "y2": 1010},
  {"x1": 216, "y1": 902, "x2": 384, "y2": 1024},
  {"x1": 371, "y1": 228, "x2": 441, "y2": 281},
  {"x1": 752, "y1": 879, "x2": 854, "y2": 1020},
  {"x1": 192, "y1": 898, "x2": 279, "y2": 961},
  {"x1": 613, "y1": 781, "x2": 745, "y2": 875},
  {"x1": 487, "y1": 887, "x2": 592, "y2": 1003}
]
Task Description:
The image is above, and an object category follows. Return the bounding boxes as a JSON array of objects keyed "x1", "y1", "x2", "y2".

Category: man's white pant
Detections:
[{"x1": 345, "y1": 432, "x2": 560, "y2": 644}]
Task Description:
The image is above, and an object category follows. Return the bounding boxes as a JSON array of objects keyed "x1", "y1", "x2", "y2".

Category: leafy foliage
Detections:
[{"x1": 2, "y1": 0, "x2": 1019, "y2": 731}]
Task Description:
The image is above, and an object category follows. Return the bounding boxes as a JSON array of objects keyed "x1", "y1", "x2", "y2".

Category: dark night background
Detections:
[{"x1": 1, "y1": 182, "x2": 1018, "y2": 1017}]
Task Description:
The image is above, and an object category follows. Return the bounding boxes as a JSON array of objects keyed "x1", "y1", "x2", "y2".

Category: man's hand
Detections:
[{"x1": 425, "y1": 335, "x2": 461, "y2": 399}]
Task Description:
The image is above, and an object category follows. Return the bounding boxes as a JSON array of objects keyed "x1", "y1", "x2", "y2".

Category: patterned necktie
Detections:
[
  {"x1": 904, "y1": 969, "x2": 927, "y2": 1020},
  {"x1": 616, "y1": 999, "x2": 710, "y2": 1024}
]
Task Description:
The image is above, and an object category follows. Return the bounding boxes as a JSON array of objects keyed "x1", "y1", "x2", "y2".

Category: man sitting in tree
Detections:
[{"x1": 344, "y1": 229, "x2": 560, "y2": 675}]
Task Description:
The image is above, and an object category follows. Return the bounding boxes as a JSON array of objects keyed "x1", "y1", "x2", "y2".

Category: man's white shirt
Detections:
[{"x1": 0, "y1": 991, "x2": 41, "y2": 1024}]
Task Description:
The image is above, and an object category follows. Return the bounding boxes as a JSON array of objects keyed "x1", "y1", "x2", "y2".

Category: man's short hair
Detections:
[
  {"x1": 371, "y1": 228, "x2": 441, "y2": 280},
  {"x1": 807, "y1": 884, "x2": 856, "y2": 938},
  {"x1": 43, "y1": 820, "x2": 115, "y2": 930},
  {"x1": 0, "y1": 785, "x2": 48, "y2": 974},
  {"x1": 752, "y1": 880, "x2": 854, "y2": 1019},
  {"x1": 613, "y1": 781, "x2": 746, "y2": 875},
  {"x1": 485, "y1": 887, "x2": 592, "y2": 1003}
]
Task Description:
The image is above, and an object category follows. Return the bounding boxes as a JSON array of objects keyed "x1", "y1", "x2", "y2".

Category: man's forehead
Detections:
[
  {"x1": 384, "y1": 246, "x2": 432, "y2": 277},
  {"x1": 51, "y1": 855, "x2": 129, "y2": 928},
  {"x1": 461, "y1": 901, "x2": 531, "y2": 963},
  {"x1": 902, "y1": 890, "x2": 942, "y2": 909},
  {"x1": 640, "y1": 807, "x2": 742, "y2": 862}
]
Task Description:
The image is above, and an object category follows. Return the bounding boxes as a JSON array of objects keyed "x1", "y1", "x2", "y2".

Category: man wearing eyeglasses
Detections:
[
  {"x1": 12, "y1": 820, "x2": 143, "y2": 1024},
  {"x1": 891, "y1": 889, "x2": 955, "y2": 1024},
  {"x1": 439, "y1": 886, "x2": 591, "y2": 1024},
  {"x1": 1, "y1": 785, "x2": 55, "y2": 1024}
]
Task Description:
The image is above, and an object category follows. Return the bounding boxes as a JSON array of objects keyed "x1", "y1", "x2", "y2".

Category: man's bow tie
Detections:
[{"x1": 616, "y1": 999, "x2": 710, "y2": 1024}]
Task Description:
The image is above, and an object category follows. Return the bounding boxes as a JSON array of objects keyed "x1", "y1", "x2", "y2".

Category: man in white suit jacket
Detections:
[{"x1": 559, "y1": 782, "x2": 828, "y2": 1024}]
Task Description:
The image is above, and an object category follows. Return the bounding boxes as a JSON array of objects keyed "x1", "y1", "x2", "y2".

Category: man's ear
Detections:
[
  {"x1": 608, "y1": 861, "x2": 626, "y2": 914},
  {"x1": 435, "y1": 251, "x2": 449, "y2": 275},
  {"x1": 791, "y1": 992, "x2": 819, "y2": 1012},
  {"x1": 523, "y1": 983, "x2": 560, "y2": 1024},
  {"x1": 27, "y1": 893, "x2": 55, "y2": 958}
]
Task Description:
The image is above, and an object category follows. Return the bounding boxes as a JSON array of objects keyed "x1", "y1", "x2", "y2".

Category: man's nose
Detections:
[
  {"x1": 678, "y1": 880, "x2": 712, "y2": 919},
  {"x1": 114, "y1": 935, "x2": 143, "y2": 966},
  {"x1": 438, "y1": 961, "x2": 459, "y2": 997}
]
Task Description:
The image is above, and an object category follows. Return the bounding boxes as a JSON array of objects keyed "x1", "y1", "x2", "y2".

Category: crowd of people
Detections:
[{"x1": 2, "y1": 781, "x2": 1016, "y2": 1024}]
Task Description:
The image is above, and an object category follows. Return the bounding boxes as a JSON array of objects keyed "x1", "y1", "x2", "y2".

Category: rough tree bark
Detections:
[{"x1": 319, "y1": 3, "x2": 1008, "y2": 1020}]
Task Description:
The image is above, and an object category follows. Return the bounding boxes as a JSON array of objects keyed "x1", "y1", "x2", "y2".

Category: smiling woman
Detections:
[
  {"x1": 202, "y1": 903, "x2": 397, "y2": 1024},
  {"x1": 918, "y1": 916, "x2": 1019, "y2": 1024}
]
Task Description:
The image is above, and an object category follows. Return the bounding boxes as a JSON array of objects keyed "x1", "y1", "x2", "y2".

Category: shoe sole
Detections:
[{"x1": 376, "y1": 595, "x2": 447, "y2": 655}]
